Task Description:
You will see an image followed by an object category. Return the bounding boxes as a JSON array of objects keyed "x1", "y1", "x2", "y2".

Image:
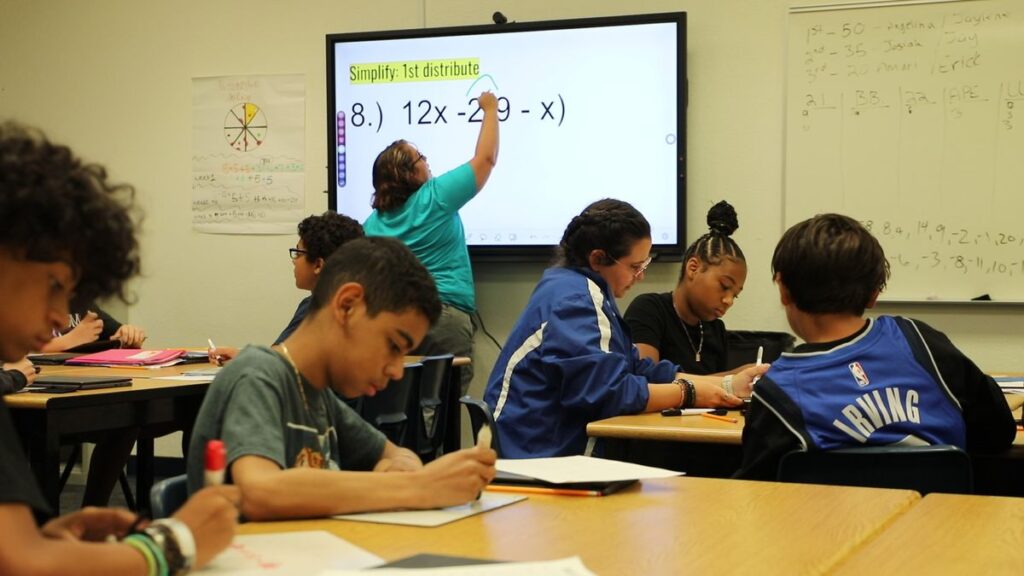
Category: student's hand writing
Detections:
[
  {"x1": 692, "y1": 380, "x2": 744, "y2": 408},
  {"x1": 61, "y1": 311, "x2": 103, "y2": 349},
  {"x1": 112, "y1": 324, "x2": 146, "y2": 348},
  {"x1": 731, "y1": 363, "x2": 771, "y2": 398},
  {"x1": 173, "y1": 485, "x2": 241, "y2": 569},
  {"x1": 415, "y1": 447, "x2": 497, "y2": 509},
  {"x1": 40, "y1": 506, "x2": 137, "y2": 541},
  {"x1": 208, "y1": 346, "x2": 239, "y2": 366},
  {"x1": 3, "y1": 357, "x2": 37, "y2": 387},
  {"x1": 477, "y1": 91, "x2": 498, "y2": 113}
]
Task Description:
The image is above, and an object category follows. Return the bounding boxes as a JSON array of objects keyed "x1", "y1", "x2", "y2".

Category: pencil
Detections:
[
  {"x1": 701, "y1": 412, "x2": 739, "y2": 424},
  {"x1": 485, "y1": 484, "x2": 603, "y2": 497}
]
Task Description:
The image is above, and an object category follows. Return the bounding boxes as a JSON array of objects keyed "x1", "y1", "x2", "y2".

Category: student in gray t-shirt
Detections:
[{"x1": 187, "y1": 237, "x2": 497, "y2": 520}]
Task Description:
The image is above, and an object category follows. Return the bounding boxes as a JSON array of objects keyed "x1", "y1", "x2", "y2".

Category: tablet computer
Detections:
[{"x1": 31, "y1": 374, "x2": 132, "y2": 392}]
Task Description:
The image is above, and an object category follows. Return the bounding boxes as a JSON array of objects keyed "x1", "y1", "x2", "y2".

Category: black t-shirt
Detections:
[
  {"x1": 0, "y1": 401, "x2": 51, "y2": 517},
  {"x1": 624, "y1": 292, "x2": 729, "y2": 374}
]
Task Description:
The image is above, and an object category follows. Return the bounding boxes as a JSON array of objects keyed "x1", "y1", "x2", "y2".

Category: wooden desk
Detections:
[
  {"x1": 6, "y1": 364, "x2": 214, "y2": 513},
  {"x1": 834, "y1": 492, "x2": 1024, "y2": 574},
  {"x1": 587, "y1": 410, "x2": 744, "y2": 445},
  {"x1": 589, "y1": 394, "x2": 1024, "y2": 447},
  {"x1": 589, "y1": 396, "x2": 1024, "y2": 485},
  {"x1": 239, "y1": 476, "x2": 919, "y2": 575}
]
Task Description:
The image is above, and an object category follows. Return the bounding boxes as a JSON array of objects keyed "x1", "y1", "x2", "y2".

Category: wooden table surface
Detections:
[
  {"x1": 833, "y1": 492, "x2": 1024, "y2": 575},
  {"x1": 588, "y1": 395, "x2": 1024, "y2": 447},
  {"x1": 587, "y1": 410, "x2": 745, "y2": 444},
  {"x1": 239, "y1": 476, "x2": 920, "y2": 576}
]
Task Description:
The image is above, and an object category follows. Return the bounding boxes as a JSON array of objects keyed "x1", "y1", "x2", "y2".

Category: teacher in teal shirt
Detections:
[{"x1": 363, "y1": 91, "x2": 500, "y2": 393}]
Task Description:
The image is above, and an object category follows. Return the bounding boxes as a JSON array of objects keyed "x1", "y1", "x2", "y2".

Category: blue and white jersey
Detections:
[
  {"x1": 754, "y1": 316, "x2": 966, "y2": 452},
  {"x1": 484, "y1": 267, "x2": 677, "y2": 458}
]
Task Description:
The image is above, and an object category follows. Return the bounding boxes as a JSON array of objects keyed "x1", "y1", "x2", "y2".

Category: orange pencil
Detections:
[
  {"x1": 485, "y1": 484, "x2": 603, "y2": 497},
  {"x1": 701, "y1": 412, "x2": 738, "y2": 424}
]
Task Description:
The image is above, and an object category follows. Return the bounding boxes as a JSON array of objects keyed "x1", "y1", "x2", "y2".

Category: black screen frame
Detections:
[{"x1": 327, "y1": 12, "x2": 687, "y2": 262}]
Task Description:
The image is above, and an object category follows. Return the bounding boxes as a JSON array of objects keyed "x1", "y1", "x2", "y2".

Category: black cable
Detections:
[{"x1": 473, "y1": 310, "x2": 504, "y2": 351}]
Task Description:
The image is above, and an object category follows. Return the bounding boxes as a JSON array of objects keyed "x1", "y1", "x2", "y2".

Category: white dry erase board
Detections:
[{"x1": 784, "y1": 0, "x2": 1024, "y2": 301}]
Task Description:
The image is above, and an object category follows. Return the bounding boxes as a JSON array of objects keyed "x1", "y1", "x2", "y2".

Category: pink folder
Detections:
[{"x1": 65, "y1": 348, "x2": 186, "y2": 366}]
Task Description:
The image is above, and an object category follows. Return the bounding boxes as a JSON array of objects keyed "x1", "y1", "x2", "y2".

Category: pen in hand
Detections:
[
  {"x1": 475, "y1": 426, "x2": 492, "y2": 500},
  {"x1": 207, "y1": 338, "x2": 223, "y2": 366},
  {"x1": 752, "y1": 345, "x2": 764, "y2": 385}
]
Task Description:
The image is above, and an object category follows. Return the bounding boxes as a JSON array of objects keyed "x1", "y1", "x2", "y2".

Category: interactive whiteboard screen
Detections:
[{"x1": 327, "y1": 13, "x2": 686, "y2": 257}]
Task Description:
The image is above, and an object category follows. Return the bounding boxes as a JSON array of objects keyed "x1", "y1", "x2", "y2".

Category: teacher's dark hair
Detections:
[
  {"x1": 772, "y1": 213, "x2": 889, "y2": 315},
  {"x1": 370, "y1": 140, "x2": 421, "y2": 212},
  {"x1": 557, "y1": 198, "x2": 651, "y2": 269},
  {"x1": 680, "y1": 200, "x2": 746, "y2": 280},
  {"x1": 0, "y1": 121, "x2": 140, "y2": 309}
]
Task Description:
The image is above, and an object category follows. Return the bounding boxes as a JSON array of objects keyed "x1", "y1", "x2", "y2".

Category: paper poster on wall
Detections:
[{"x1": 192, "y1": 74, "x2": 305, "y2": 234}]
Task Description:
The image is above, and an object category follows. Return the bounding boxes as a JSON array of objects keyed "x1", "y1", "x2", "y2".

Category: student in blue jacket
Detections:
[{"x1": 484, "y1": 199, "x2": 769, "y2": 458}]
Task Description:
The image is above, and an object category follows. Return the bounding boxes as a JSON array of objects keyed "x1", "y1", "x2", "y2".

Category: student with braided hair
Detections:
[
  {"x1": 625, "y1": 201, "x2": 747, "y2": 374},
  {"x1": 484, "y1": 199, "x2": 767, "y2": 458}
]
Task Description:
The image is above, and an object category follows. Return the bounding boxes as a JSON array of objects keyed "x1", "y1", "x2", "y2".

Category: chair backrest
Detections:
[
  {"x1": 459, "y1": 395, "x2": 502, "y2": 458},
  {"x1": 150, "y1": 474, "x2": 189, "y2": 519},
  {"x1": 360, "y1": 363, "x2": 423, "y2": 449},
  {"x1": 415, "y1": 354, "x2": 455, "y2": 463},
  {"x1": 777, "y1": 444, "x2": 973, "y2": 495}
]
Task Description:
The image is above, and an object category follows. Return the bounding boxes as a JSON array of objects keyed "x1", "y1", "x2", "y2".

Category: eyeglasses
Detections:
[
  {"x1": 288, "y1": 248, "x2": 308, "y2": 260},
  {"x1": 411, "y1": 153, "x2": 427, "y2": 166},
  {"x1": 612, "y1": 255, "x2": 653, "y2": 278}
]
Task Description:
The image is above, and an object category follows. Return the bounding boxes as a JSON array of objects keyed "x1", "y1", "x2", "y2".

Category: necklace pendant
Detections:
[{"x1": 695, "y1": 352, "x2": 701, "y2": 362}]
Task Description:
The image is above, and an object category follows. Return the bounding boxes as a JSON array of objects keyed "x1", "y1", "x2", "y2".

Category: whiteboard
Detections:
[{"x1": 784, "y1": 0, "x2": 1024, "y2": 301}]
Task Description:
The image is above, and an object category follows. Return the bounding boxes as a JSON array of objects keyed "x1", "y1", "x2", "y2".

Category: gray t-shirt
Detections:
[{"x1": 186, "y1": 345, "x2": 387, "y2": 494}]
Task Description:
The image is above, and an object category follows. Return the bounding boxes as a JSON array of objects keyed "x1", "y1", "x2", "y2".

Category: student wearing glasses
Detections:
[
  {"x1": 483, "y1": 199, "x2": 769, "y2": 458},
  {"x1": 363, "y1": 91, "x2": 499, "y2": 394},
  {"x1": 209, "y1": 211, "x2": 364, "y2": 364},
  {"x1": 624, "y1": 201, "x2": 748, "y2": 374}
]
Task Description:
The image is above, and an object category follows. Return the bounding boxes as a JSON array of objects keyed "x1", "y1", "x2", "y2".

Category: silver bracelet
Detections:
[{"x1": 721, "y1": 374, "x2": 734, "y2": 395}]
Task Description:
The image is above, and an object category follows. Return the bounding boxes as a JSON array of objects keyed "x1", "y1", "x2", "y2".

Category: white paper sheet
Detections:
[
  {"x1": 496, "y1": 455, "x2": 681, "y2": 484},
  {"x1": 331, "y1": 493, "x2": 525, "y2": 527},
  {"x1": 200, "y1": 531, "x2": 382, "y2": 574},
  {"x1": 319, "y1": 556, "x2": 596, "y2": 576}
]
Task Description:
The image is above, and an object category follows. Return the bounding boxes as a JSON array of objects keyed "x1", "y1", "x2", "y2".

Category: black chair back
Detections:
[
  {"x1": 361, "y1": 363, "x2": 423, "y2": 449},
  {"x1": 459, "y1": 395, "x2": 502, "y2": 458},
  {"x1": 777, "y1": 444, "x2": 973, "y2": 495},
  {"x1": 415, "y1": 354, "x2": 454, "y2": 463}
]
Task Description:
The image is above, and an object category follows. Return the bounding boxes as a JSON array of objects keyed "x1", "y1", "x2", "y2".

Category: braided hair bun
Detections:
[{"x1": 707, "y1": 200, "x2": 738, "y2": 237}]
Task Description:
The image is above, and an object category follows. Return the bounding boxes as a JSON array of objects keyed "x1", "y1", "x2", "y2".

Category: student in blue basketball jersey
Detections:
[
  {"x1": 736, "y1": 213, "x2": 1015, "y2": 480},
  {"x1": 363, "y1": 91, "x2": 499, "y2": 394}
]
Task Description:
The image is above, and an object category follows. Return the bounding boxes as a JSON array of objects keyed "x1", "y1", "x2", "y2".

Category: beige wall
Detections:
[{"x1": 3, "y1": 1, "x2": 1022, "y2": 453}]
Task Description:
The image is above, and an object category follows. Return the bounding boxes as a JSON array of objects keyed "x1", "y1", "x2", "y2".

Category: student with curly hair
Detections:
[
  {"x1": 208, "y1": 211, "x2": 364, "y2": 364},
  {"x1": 484, "y1": 199, "x2": 768, "y2": 458},
  {"x1": 625, "y1": 201, "x2": 747, "y2": 374},
  {"x1": 0, "y1": 121, "x2": 239, "y2": 574},
  {"x1": 363, "y1": 91, "x2": 499, "y2": 394}
]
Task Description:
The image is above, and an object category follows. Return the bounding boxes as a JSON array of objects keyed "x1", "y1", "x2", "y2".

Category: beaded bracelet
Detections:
[
  {"x1": 673, "y1": 378, "x2": 697, "y2": 409},
  {"x1": 152, "y1": 518, "x2": 196, "y2": 575},
  {"x1": 142, "y1": 523, "x2": 184, "y2": 576}
]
